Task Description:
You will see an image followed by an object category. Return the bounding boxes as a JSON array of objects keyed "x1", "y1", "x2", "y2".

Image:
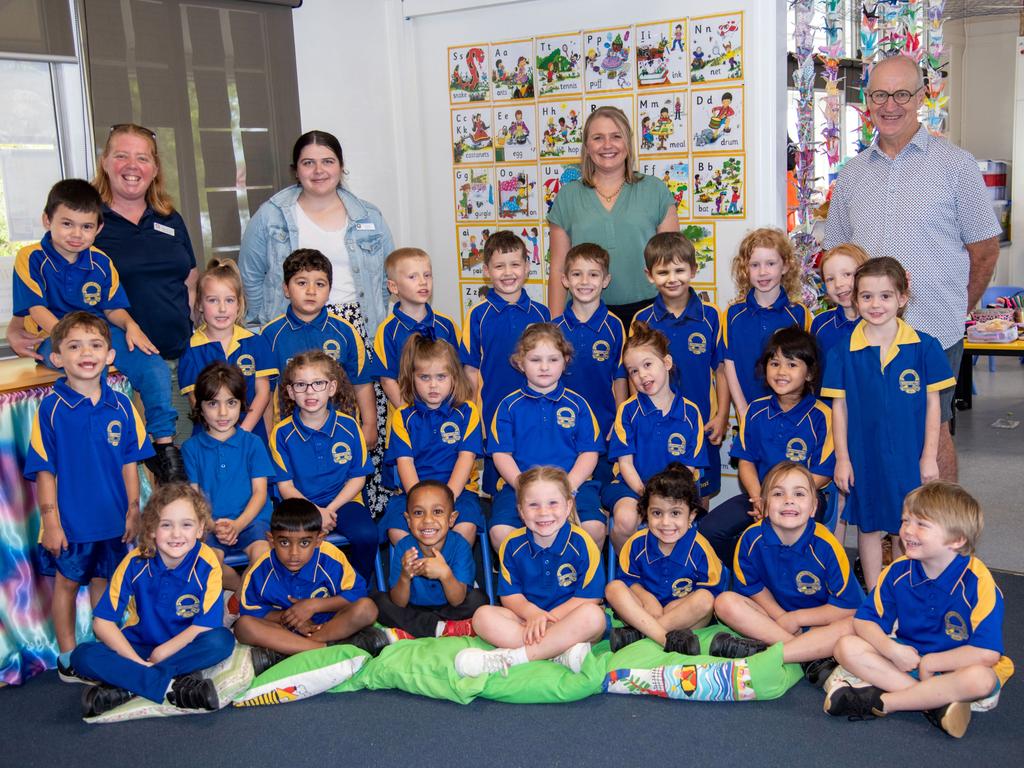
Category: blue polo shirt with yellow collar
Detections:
[
  {"x1": 856, "y1": 554, "x2": 1005, "y2": 656},
  {"x1": 261, "y1": 306, "x2": 369, "y2": 386},
  {"x1": 822, "y1": 318, "x2": 954, "y2": 533},
  {"x1": 608, "y1": 390, "x2": 709, "y2": 483},
  {"x1": 240, "y1": 541, "x2": 367, "y2": 625},
  {"x1": 488, "y1": 383, "x2": 601, "y2": 476},
  {"x1": 93, "y1": 541, "x2": 224, "y2": 647},
  {"x1": 553, "y1": 301, "x2": 626, "y2": 442},
  {"x1": 460, "y1": 290, "x2": 550, "y2": 425},
  {"x1": 498, "y1": 521, "x2": 605, "y2": 611},
  {"x1": 723, "y1": 289, "x2": 810, "y2": 404},
  {"x1": 733, "y1": 518, "x2": 864, "y2": 613},
  {"x1": 385, "y1": 397, "x2": 482, "y2": 486},
  {"x1": 617, "y1": 526, "x2": 724, "y2": 606},
  {"x1": 732, "y1": 392, "x2": 834, "y2": 481},
  {"x1": 369, "y1": 302, "x2": 459, "y2": 381},
  {"x1": 24, "y1": 378, "x2": 154, "y2": 542},
  {"x1": 269, "y1": 410, "x2": 372, "y2": 507},
  {"x1": 12, "y1": 233, "x2": 130, "y2": 332}
]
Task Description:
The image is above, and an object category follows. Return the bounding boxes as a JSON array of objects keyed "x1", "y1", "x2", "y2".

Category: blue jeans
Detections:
[
  {"x1": 41, "y1": 325, "x2": 177, "y2": 439},
  {"x1": 72, "y1": 627, "x2": 235, "y2": 703}
]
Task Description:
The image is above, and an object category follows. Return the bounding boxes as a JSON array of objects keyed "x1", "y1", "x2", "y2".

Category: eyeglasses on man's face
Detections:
[{"x1": 867, "y1": 87, "x2": 922, "y2": 106}]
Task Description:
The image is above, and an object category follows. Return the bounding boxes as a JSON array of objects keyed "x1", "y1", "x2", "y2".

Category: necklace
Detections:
[{"x1": 595, "y1": 179, "x2": 625, "y2": 203}]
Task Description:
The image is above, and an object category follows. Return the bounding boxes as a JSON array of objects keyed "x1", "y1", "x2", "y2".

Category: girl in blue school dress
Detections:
[
  {"x1": 822, "y1": 257, "x2": 955, "y2": 590},
  {"x1": 487, "y1": 323, "x2": 604, "y2": 551},
  {"x1": 71, "y1": 483, "x2": 235, "y2": 718},
  {"x1": 181, "y1": 361, "x2": 274, "y2": 593},
  {"x1": 269, "y1": 350, "x2": 377, "y2": 582},
  {"x1": 603, "y1": 322, "x2": 709, "y2": 553},
  {"x1": 177, "y1": 260, "x2": 277, "y2": 439},
  {"x1": 379, "y1": 334, "x2": 484, "y2": 547}
]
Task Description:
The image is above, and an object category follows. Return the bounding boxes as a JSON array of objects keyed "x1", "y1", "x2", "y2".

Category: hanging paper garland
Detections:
[{"x1": 924, "y1": 0, "x2": 948, "y2": 136}]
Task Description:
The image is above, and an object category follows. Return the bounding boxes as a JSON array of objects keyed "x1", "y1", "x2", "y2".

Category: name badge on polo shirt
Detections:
[
  {"x1": 355, "y1": 223, "x2": 376, "y2": 231},
  {"x1": 154, "y1": 222, "x2": 175, "y2": 236}
]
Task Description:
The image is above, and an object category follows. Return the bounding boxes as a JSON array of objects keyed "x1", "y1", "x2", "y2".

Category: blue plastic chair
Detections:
[
  {"x1": 972, "y1": 285, "x2": 1024, "y2": 371},
  {"x1": 223, "y1": 532, "x2": 387, "y2": 592},
  {"x1": 821, "y1": 485, "x2": 841, "y2": 533}
]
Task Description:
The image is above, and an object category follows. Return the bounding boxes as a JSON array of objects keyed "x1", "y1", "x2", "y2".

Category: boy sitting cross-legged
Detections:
[{"x1": 826, "y1": 482, "x2": 1013, "y2": 738}]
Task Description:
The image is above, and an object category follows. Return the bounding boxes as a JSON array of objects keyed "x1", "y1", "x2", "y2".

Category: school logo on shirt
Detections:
[
  {"x1": 236, "y1": 354, "x2": 256, "y2": 377},
  {"x1": 671, "y1": 577, "x2": 694, "y2": 598},
  {"x1": 81, "y1": 281, "x2": 102, "y2": 306},
  {"x1": 785, "y1": 438, "x2": 808, "y2": 463},
  {"x1": 175, "y1": 594, "x2": 201, "y2": 618},
  {"x1": 440, "y1": 421, "x2": 462, "y2": 444},
  {"x1": 667, "y1": 433, "x2": 687, "y2": 456},
  {"x1": 556, "y1": 407, "x2": 576, "y2": 429},
  {"x1": 106, "y1": 420, "x2": 122, "y2": 447},
  {"x1": 556, "y1": 563, "x2": 578, "y2": 587},
  {"x1": 795, "y1": 570, "x2": 821, "y2": 595},
  {"x1": 898, "y1": 369, "x2": 921, "y2": 395},
  {"x1": 322, "y1": 339, "x2": 341, "y2": 360},
  {"x1": 332, "y1": 442, "x2": 352, "y2": 464},
  {"x1": 311, "y1": 587, "x2": 330, "y2": 599},
  {"x1": 944, "y1": 611, "x2": 969, "y2": 642},
  {"x1": 687, "y1": 333, "x2": 707, "y2": 355},
  {"x1": 592, "y1": 340, "x2": 611, "y2": 362}
]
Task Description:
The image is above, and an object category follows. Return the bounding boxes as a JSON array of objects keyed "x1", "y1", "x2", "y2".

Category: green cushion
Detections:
[{"x1": 234, "y1": 645, "x2": 369, "y2": 707}]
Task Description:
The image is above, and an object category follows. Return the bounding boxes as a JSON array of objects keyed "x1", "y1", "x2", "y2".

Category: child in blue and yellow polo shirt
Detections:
[
  {"x1": 714, "y1": 462, "x2": 864, "y2": 686},
  {"x1": 24, "y1": 312, "x2": 154, "y2": 684},
  {"x1": 72, "y1": 484, "x2": 235, "y2": 718},
  {"x1": 233, "y1": 498, "x2": 386, "y2": 668},
  {"x1": 828, "y1": 482, "x2": 1013, "y2": 739}
]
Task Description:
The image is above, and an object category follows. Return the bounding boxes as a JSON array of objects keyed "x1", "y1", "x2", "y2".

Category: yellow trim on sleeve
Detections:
[
  {"x1": 198, "y1": 544, "x2": 223, "y2": 614},
  {"x1": 321, "y1": 541, "x2": 357, "y2": 591},
  {"x1": 968, "y1": 557, "x2": 998, "y2": 632},
  {"x1": 269, "y1": 419, "x2": 292, "y2": 471},
  {"x1": 695, "y1": 533, "x2": 722, "y2": 587},
  {"x1": 497, "y1": 528, "x2": 526, "y2": 585},
  {"x1": 130, "y1": 403, "x2": 147, "y2": 450},
  {"x1": 872, "y1": 561, "x2": 900, "y2": 617},
  {"x1": 108, "y1": 262, "x2": 121, "y2": 300},
  {"x1": 820, "y1": 387, "x2": 845, "y2": 399},
  {"x1": 389, "y1": 406, "x2": 412, "y2": 449},
  {"x1": 107, "y1": 548, "x2": 140, "y2": 614},
  {"x1": 813, "y1": 401, "x2": 835, "y2": 464},
  {"x1": 573, "y1": 524, "x2": 601, "y2": 587},
  {"x1": 813, "y1": 523, "x2": 850, "y2": 595},
  {"x1": 464, "y1": 400, "x2": 481, "y2": 439},
  {"x1": 14, "y1": 244, "x2": 44, "y2": 298},
  {"x1": 619, "y1": 530, "x2": 644, "y2": 577},
  {"x1": 29, "y1": 411, "x2": 48, "y2": 463},
  {"x1": 239, "y1": 551, "x2": 273, "y2": 610},
  {"x1": 927, "y1": 377, "x2": 956, "y2": 393},
  {"x1": 612, "y1": 397, "x2": 634, "y2": 444},
  {"x1": 372, "y1": 318, "x2": 391, "y2": 368}
]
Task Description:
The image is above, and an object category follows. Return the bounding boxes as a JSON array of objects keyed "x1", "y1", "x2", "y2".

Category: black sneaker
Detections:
[
  {"x1": 923, "y1": 701, "x2": 971, "y2": 738},
  {"x1": 802, "y1": 657, "x2": 839, "y2": 688},
  {"x1": 81, "y1": 684, "x2": 134, "y2": 717},
  {"x1": 708, "y1": 632, "x2": 768, "y2": 659},
  {"x1": 341, "y1": 627, "x2": 389, "y2": 657},
  {"x1": 250, "y1": 646, "x2": 287, "y2": 677},
  {"x1": 853, "y1": 557, "x2": 867, "y2": 592},
  {"x1": 664, "y1": 628, "x2": 701, "y2": 656},
  {"x1": 166, "y1": 673, "x2": 219, "y2": 710},
  {"x1": 609, "y1": 626, "x2": 644, "y2": 652},
  {"x1": 823, "y1": 682, "x2": 886, "y2": 720},
  {"x1": 145, "y1": 443, "x2": 187, "y2": 485},
  {"x1": 57, "y1": 659, "x2": 96, "y2": 685}
]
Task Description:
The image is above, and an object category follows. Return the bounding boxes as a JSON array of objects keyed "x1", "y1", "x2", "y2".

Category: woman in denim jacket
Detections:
[{"x1": 239, "y1": 130, "x2": 395, "y2": 335}]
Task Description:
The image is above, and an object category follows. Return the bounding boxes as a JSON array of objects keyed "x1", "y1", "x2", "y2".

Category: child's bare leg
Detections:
[
  {"x1": 308, "y1": 597, "x2": 378, "y2": 643},
  {"x1": 858, "y1": 530, "x2": 883, "y2": 589},
  {"x1": 88, "y1": 577, "x2": 107, "y2": 606},
  {"x1": 581, "y1": 519, "x2": 606, "y2": 551},
  {"x1": 714, "y1": 592, "x2": 793, "y2": 645},
  {"x1": 473, "y1": 603, "x2": 606, "y2": 658},
  {"x1": 610, "y1": 498, "x2": 639, "y2": 552},
  {"x1": 834, "y1": 634, "x2": 914, "y2": 692},
  {"x1": 606, "y1": 580, "x2": 667, "y2": 645},
  {"x1": 779, "y1": 617, "x2": 854, "y2": 664},
  {"x1": 881, "y1": 666, "x2": 999, "y2": 713},
  {"x1": 233, "y1": 615, "x2": 324, "y2": 655},
  {"x1": 387, "y1": 528, "x2": 409, "y2": 546},
  {"x1": 659, "y1": 590, "x2": 715, "y2": 633},
  {"x1": 489, "y1": 524, "x2": 515, "y2": 551},
  {"x1": 453, "y1": 521, "x2": 477, "y2": 548},
  {"x1": 52, "y1": 574, "x2": 81, "y2": 653}
]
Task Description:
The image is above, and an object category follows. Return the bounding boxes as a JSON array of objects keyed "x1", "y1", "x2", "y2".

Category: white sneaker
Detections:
[
  {"x1": 454, "y1": 648, "x2": 516, "y2": 678},
  {"x1": 551, "y1": 642, "x2": 591, "y2": 674}
]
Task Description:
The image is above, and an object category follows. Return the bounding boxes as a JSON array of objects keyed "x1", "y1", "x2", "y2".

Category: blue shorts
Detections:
[
  {"x1": 601, "y1": 480, "x2": 639, "y2": 510},
  {"x1": 489, "y1": 480, "x2": 605, "y2": 530},
  {"x1": 205, "y1": 518, "x2": 270, "y2": 558},
  {"x1": 35, "y1": 537, "x2": 128, "y2": 584},
  {"x1": 378, "y1": 490, "x2": 485, "y2": 541},
  {"x1": 592, "y1": 455, "x2": 615, "y2": 487}
]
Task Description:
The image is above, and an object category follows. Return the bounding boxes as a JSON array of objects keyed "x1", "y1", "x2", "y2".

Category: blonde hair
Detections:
[
  {"x1": 516, "y1": 466, "x2": 581, "y2": 526},
  {"x1": 903, "y1": 482, "x2": 983, "y2": 556},
  {"x1": 397, "y1": 336, "x2": 472, "y2": 406},
  {"x1": 137, "y1": 483, "x2": 213, "y2": 558},
  {"x1": 759, "y1": 461, "x2": 817, "y2": 511},
  {"x1": 195, "y1": 258, "x2": 246, "y2": 320},
  {"x1": 733, "y1": 228, "x2": 801, "y2": 301},
  {"x1": 510, "y1": 323, "x2": 574, "y2": 372},
  {"x1": 385, "y1": 247, "x2": 431, "y2": 280},
  {"x1": 93, "y1": 124, "x2": 175, "y2": 216},
  {"x1": 581, "y1": 107, "x2": 640, "y2": 186},
  {"x1": 279, "y1": 350, "x2": 355, "y2": 419},
  {"x1": 819, "y1": 243, "x2": 870, "y2": 274}
]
